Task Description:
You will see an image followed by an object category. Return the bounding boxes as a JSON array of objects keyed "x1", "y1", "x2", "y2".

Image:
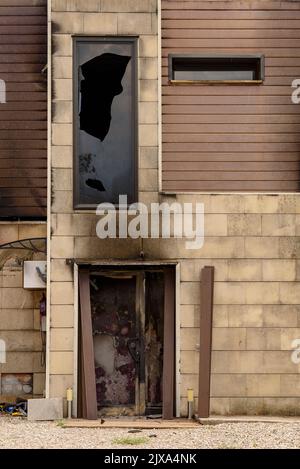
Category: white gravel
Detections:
[{"x1": 1, "y1": 417, "x2": 300, "y2": 449}]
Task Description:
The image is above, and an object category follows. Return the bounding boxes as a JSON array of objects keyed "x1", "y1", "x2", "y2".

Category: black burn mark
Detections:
[
  {"x1": 79, "y1": 53, "x2": 130, "y2": 141},
  {"x1": 86, "y1": 178, "x2": 106, "y2": 192}
]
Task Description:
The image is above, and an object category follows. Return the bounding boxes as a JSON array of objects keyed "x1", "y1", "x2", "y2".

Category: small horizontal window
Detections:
[{"x1": 169, "y1": 55, "x2": 264, "y2": 84}]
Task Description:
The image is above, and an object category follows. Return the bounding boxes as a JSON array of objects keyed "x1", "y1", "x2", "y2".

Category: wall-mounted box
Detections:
[{"x1": 23, "y1": 261, "x2": 46, "y2": 290}]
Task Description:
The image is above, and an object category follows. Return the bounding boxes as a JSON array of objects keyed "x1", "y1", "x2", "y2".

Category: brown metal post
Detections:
[
  {"x1": 198, "y1": 266, "x2": 215, "y2": 418},
  {"x1": 162, "y1": 267, "x2": 175, "y2": 419},
  {"x1": 78, "y1": 269, "x2": 98, "y2": 420}
]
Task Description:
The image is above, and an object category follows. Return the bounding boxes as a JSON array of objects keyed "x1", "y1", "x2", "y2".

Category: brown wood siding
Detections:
[
  {"x1": 162, "y1": 0, "x2": 300, "y2": 192},
  {"x1": 0, "y1": 0, "x2": 47, "y2": 218}
]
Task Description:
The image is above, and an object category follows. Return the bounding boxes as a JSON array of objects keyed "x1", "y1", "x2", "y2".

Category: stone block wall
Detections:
[
  {"x1": 0, "y1": 223, "x2": 47, "y2": 400},
  {"x1": 50, "y1": 0, "x2": 300, "y2": 416}
]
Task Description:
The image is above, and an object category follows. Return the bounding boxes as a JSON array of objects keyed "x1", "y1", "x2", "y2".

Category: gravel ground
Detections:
[{"x1": 0, "y1": 417, "x2": 300, "y2": 449}]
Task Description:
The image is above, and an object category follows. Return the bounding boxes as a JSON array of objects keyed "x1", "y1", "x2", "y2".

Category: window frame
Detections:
[
  {"x1": 168, "y1": 53, "x2": 265, "y2": 85},
  {"x1": 73, "y1": 36, "x2": 138, "y2": 210}
]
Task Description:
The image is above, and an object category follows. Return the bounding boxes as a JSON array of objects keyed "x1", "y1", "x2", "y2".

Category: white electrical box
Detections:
[{"x1": 23, "y1": 261, "x2": 47, "y2": 290}]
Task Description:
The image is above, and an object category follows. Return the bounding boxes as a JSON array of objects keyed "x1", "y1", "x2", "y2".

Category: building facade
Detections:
[{"x1": 1, "y1": 0, "x2": 300, "y2": 417}]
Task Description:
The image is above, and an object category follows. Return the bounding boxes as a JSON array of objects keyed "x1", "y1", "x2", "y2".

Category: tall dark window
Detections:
[
  {"x1": 74, "y1": 37, "x2": 137, "y2": 208},
  {"x1": 169, "y1": 55, "x2": 264, "y2": 83}
]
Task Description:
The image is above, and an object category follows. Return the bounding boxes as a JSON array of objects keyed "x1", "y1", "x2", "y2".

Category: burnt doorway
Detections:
[{"x1": 83, "y1": 269, "x2": 170, "y2": 417}]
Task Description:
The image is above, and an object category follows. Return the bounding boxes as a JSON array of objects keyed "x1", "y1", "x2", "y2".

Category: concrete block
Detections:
[
  {"x1": 50, "y1": 351, "x2": 74, "y2": 374},
  {"x1": 52, "y1": 146, "x2": 73, "y2": 168},
  {"x1": 27, "y1": 398, "x2": 63, "y2": 421},
  {"x1": 52, "y1": 12, "x2": 84, "y2": 34},
  {"x1": 52, "y1": 102, "x2": 72, "y2": 124},
  {"x1": 52, "y1": 169, "x2": 72, "y2": 191},
  {"x1": 245, "y1": 282, "x2": 279, "y2": 304},
  {"x1": 139, "y1": 124, "x2": 158, "y2": 146},
  {"x1": 139, "y1": 35, "x2": 157, "y2": 57},
  {"x1": 245, "y1": 237, "x2": 279, "y2": 258},
  {"x1": 262, "y1": 259, "x2": 296, "y2": 281},
  {"x1": 117, "y1": 13, "x2": 152, "y2": 34},
  {"x1": 139, "y1": 58, "x2": 158, "y2": 79},
  {"x1": 51, "y1": 281, "x2": 74, "y2": 305},
  {"x1": 140, "y1": 146, "x2": 158, "y2": 168},
  {"x1": 51, "y1": 236, "x2": 74, "y2": 259},
  {"x1": 262, "y1": 214, "x2": 296, "y2": 236},
  {"x1": 51, "y1": 305, "x2": 74, "y2": 328},
  {"x1": 33, "y1": 373, "x2": 46, "y2": 396},
  {"x1": 83, "y1": 13, "x2": 117, "y2": 34},
  {"x1": 139, "y1": 168, "x2": 158, "y2": 191},
  {"x1": 139, "y1": 102, "x2": 158, "y2": 125},
  {"x1": 52, "y1": 57, "x2": 72, "y2": 79},
  {"x1": 102, "y1": 0, "x2": 155, "y2": 13},
  {"x1": 228, "y1": 214, "x2": 261, "y2": 236},
  {"x1": 50, "y1": 328, "x2": 74, "y2": 351},
  {"x1": 140, "y1": 79, "x2": 158, "y2": 101},
  {"x1": 244, "y1": 195, "x2": 279, "y2": 214},
  {"x1": 52, "y1": 35, "x2": 72, "y2": 56},
  {"x1": 227, "y1": 259, "x2": 261, "y2": 281}
]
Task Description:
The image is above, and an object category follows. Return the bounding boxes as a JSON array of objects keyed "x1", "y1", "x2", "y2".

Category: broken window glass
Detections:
[{"x1": 74, "y1": 39, "x2": 137, "y2": 207}]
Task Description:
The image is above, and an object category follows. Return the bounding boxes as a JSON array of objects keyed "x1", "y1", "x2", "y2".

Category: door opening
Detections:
[
  {"x1": 78, "y1": 266, "x2": 175, "y2": 419},
  {"x1": 90, "y1": 271, "x2": 165, "y2": 417}
]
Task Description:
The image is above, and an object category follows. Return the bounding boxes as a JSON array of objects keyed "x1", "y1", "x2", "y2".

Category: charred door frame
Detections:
[
  {"x1": 73, "y1": 261, "x2": 179, "y2": 419},
  {"x1": 72, "y1": 36, "x2": 138, "y2": 210}
]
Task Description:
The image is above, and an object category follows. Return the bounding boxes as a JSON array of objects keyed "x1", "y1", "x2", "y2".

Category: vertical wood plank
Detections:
[
  {"x1": 198, "y1": 266, "x2": 215, "y2": 418},
  {"x1": 78, "y1": 269, "x2": 98, "y2": 420},
  {"x1": 163, "y1": 267, "x2": 175, "y2": 419}
]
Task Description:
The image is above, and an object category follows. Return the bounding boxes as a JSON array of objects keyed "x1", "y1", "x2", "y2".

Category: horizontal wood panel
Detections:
[
  {"x1": 0, "y1": 130, "x2": 46, "y2": 139},
  {"x1": 163, "y1": 19, "x2": 300, "y2": 29},
  {"x1": 163, "y1": 152, "x2": 300, "y2": 162},
  {"x1": 164, "y1": 143, "x2": 300, "y2": 152},
  {"x1": 163, "y1": 161, "x2": 300, "y2": 171},
  {"x1": 0, "y1": 1, "x2": 47, "y2": 217},
  {"x1": 163, "y1": 180, "x2": 300, "y2": 192},
  {"x1": 0, "y1": 111, "x2": 46, "y2": 121},
  {"x1": 162, "y1": 105, "x2": 300, "y2": 114},
  {"x1": 0, "y1": 206, "x2": 46, "y2": 217},
  {"x1": 162, "y1": 2, "x2": 300, "y2": 192},
  {"x1": 163, "y1": 48, "x2": 300, "y2": 58},
  {"x1": 163, "y1": 123, "x2": 300, "y2": 133},
  {"x1": 163, "y1": 170, "x2": 300, "y2": 181},
  {"x1": 0, "y1": 121, "x2": 47, "y2": 130},
  {"x1": 0, "y1": 6, "x2": 46, "y2": 15},
  {"x1": 163, "y1": 115, "x2": 300, "y2": 124},
  {"x1": 0, "y1": 44, "x2": 46, "y2": 53},
  {"x1": 0, "y1": 158, "x2": 47, "y2": 168},
  {"x1": 163, "y1": 134, "x2": 300, "y2": 143},
  {"x1": 0, "y1": 1, "x2": 46, "y2": 5},
  {"x1": 0, "y1": 140, "x2": 47, "y2": 149},
  {"x1": 163, "y1": 85, "x2": 298, "y2": 96},
  {"x1": 163, "y1": 10, "x2": 300, "y2": 20},
  {"x1": 163, "y1": 29, "x2": 300, "y2": 39},
  {"x1": 163, "y1": 95, "x2": 295, "y2": 105},
  {"x1": 0, "y1": 149, "x2": 47, "y2": 158},
  {"x1": 0, "y1": 25, "x2": 47, "y2": 34},
  {"x1": 0, "y1": 34, "x2": 46, "y2": 44},
  {"x1": 0, "y1": 178, "x2": 46, "y2": 188},
  {"x1": 0, "y1": 17, "x2": 46, "y2": 27},
  {"x1": 0, "y1": 197, "x2": 47, "y2": 207},
  {"x1": 163, "y1": 38, "x2": 300, "y2": 48},
  {"x1": 163, "y1": 2, "x2": 300, "y2": 11}
]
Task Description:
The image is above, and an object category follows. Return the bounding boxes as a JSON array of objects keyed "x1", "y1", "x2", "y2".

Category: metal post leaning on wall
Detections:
[{"x1": 198, "y1": 266, "x2": 215, "y2": 418}]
